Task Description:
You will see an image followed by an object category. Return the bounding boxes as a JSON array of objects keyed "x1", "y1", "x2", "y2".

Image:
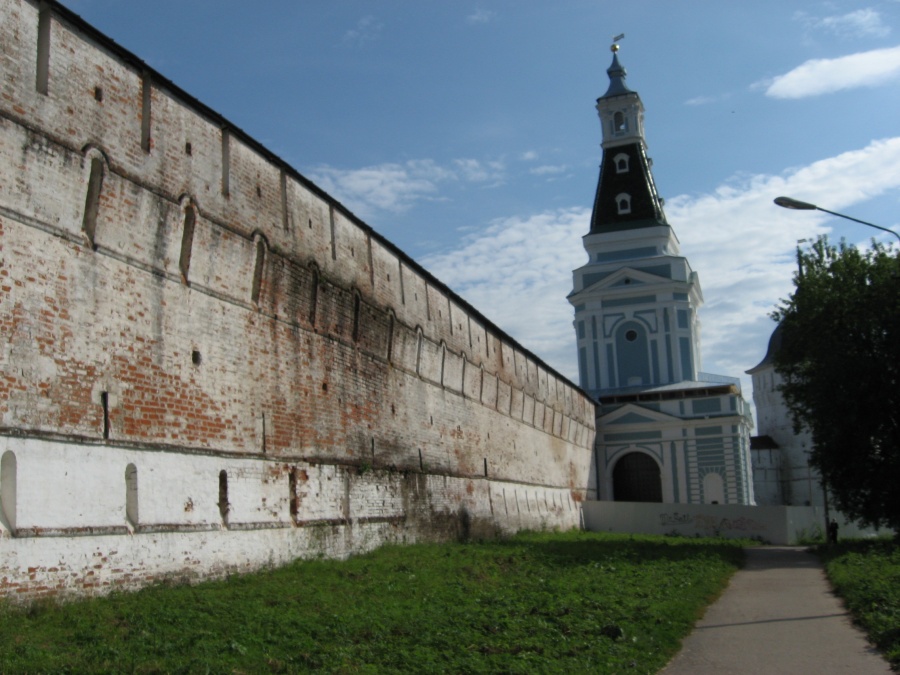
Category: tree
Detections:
[{"x1": 773, "y1": 236, "x2": 900, "y2": 532}]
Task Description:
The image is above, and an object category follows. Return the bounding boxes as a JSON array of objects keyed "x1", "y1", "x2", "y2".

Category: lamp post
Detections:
[{"x1": 774, "y1": 196, "x2": 900, "y2": 244}]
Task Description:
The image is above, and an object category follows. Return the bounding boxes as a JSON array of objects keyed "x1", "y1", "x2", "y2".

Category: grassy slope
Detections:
[
  {"x1": 0, "y1": 531, "x2": 745, "y2": 673},
  {"x1": 818, "y1": 539, "x2": 900, "y2": 671}
]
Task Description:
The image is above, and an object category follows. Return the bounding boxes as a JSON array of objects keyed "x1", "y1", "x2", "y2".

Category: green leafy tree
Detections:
[{"x1": 773, "y1": 236, "x2": 900, "y2": 532}]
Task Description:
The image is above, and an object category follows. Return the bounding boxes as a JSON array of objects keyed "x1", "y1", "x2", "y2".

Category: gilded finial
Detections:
[{"x1": 611, "y1": 33, "x2": 624, "y2": 52}]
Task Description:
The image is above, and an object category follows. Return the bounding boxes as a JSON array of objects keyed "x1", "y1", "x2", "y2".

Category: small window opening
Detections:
[
  {"x1": 289, "y1": 468, "x2": 299, "y2": 523},
  {"x1": 279, "y1": 171, "x2": 289, "y2": 231},
  {"x1": 221, "y1": 128, "x2": 231, "y2": 197},
  {"x1": 483, "y1": 458, "x2": 488, "y2": 478},
  {"x1": 256, "y1": 184, "x2": 262, "y2": 198},
  {"x1": 36, "y1": 6, "x2": 51, "y2": 95},
  {"x1": 94, "y1": 86, "x2": 103, "y2": 102},
  {"x1": 191, "y1": 350, "x2": 202, "y2": 365},
  {"x1": 260, "y1": 412, "x2": 266, "y2": 454},
  {"x1": 352, "y1": 294, "x2": 361, "y2": 342},
  {"x1": 179, "y1": 205, "x2": 196, "y2": 284},
  {"x1": 100, "y1": 391, "x2": 110, "y2": 439},
  {"x1": 140, "y1": 71, "x2": 152, "y2": 153},
  {"x1": 218, "y1": 470, "x2": 229, "y2": 524},
  {"x1": 185, "y1": 142, "x2": 192, "y2": 155},
  {"x1": 615, "y1": 193, "x2": 632, "y2": 215},
  {"x1": 614, "y1": 153, "x2": 629, "y2": 173},
  {"x1": 625, "y1": 330, "x2": 638, "y2": 342},
  {"x1": 251, "y1": 237, "x2": 266, "y2": 306}
]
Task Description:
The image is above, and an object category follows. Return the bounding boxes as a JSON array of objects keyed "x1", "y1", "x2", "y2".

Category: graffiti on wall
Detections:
[{"x1": 659, "y1": 512, "x2": 767, "y2": 535}]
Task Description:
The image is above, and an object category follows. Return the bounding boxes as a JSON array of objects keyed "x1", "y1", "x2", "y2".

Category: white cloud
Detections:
[
  {"x1": 796, "y1": 8, "x2": 890, "y2": 39},
  {"x1": 529, "y1": 164, "x2": 567, "y2": 176},
  {"x1": 422, "y1": 208, "x2": 590, "y2": 379},
  {"x1": 762, "y1": 46, "x2": 900, "y2": 98},
  {"x1": 520, "y1": 150, "x2": 539, "y2": 161},
  {"x1": 309, "y1": 160, "x2": 449, "y2": 218},
  {"x1": 685, "y1": 95, "x2": 718, "y2": 106},
  {"x1": 453, "y1": 158, "x2": 505, "y2": 183},
  {"x1": 308, "y1": 157, "x2": 506, "y2": 219},
  {"x1": 421, "y1": 138, "x2": 900, "y2": 399},
  {"x1": 467, "y1": 9, "x2": 496, "y2": 25},
  {"x1": 343, "y1": 16, "x2": 383, "y2": 47}
]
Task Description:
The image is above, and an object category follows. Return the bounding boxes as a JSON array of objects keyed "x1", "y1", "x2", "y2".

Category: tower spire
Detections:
[
  {"x1": 589, "y1": 44, "x2": 666, "y2": 233},
  {"x1": 603, "y1": 36, "x2": 632, "y2": 99}
]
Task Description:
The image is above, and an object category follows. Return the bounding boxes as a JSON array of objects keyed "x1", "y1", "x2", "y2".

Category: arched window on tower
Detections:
[
  {"x1": 614, "y1": 153, "x2": 630, "y2": 173},
  {"x1": 616, "y1": 320, "x2": 650, "y2": 386},
  {"x1": 615, "y1": 193, "x2": 632, "y2": 215},
  {"x1": 613, "y1": 111, "x2": 628, "y2": 133}
]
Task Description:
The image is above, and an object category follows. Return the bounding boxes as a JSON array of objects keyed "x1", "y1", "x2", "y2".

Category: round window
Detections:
[{"x1": 625, "y1": 329, "x2": 638, "y2": 342}]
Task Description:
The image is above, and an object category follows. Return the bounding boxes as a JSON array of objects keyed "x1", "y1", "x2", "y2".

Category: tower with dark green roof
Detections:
[
  {"x1": 570, "y1": 44, "x2": 702, "y2": 396},
  {"x1": 570, "y1": 45, "x2": 755, "y2": 507}
]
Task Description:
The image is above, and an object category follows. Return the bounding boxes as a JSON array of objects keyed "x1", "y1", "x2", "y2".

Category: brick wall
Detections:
[{"x1": 0, "y1": 0, "x2": 596, "y2": 600}]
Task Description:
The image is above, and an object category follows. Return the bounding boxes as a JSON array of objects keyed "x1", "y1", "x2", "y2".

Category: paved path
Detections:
[{"x1": 663, "y1": 546, "x2": 890, "y2": 674}]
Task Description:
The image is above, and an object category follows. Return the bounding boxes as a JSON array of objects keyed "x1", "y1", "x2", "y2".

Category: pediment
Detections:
[
  {"x1": 597, "y1": 267, "x2": 670, "y2": 289},
  {"x1": 578, "y1": 266, "x2": 672, "y2": 295},
  {"x1": 600, "y1": 402, "x2": 681, "y2": 426}
]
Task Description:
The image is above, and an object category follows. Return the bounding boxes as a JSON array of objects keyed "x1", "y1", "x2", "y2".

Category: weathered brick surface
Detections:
[{"x1": 0, "y1": 0, "x2": 596, "y2": 600}]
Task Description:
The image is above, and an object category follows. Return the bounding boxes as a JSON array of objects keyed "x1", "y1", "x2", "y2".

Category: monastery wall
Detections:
[{"x1": 0, "y1": 0, "x2": 596, "y2": 599}]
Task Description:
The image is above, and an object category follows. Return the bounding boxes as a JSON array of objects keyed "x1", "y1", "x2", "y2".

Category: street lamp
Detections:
[{"x1": 774, "y1": 196, "x2": 900, "y2": 244}]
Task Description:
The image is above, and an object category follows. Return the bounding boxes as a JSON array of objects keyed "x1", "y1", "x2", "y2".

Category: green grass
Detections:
[
  {"x1": 0, "y1": 531, "x2": 745, "y2": 673},
  {"x1": 818, "y1": 538, "x2": 900, "y2": 670}
]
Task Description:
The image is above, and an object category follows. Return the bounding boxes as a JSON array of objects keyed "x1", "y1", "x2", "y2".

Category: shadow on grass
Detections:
[{"x1": 486, "y1": 531, "x2": 747, "y2": 570}]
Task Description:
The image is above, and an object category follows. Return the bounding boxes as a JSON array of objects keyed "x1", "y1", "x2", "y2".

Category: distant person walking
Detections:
[{"x1": 828, "y1": 519, "x2": 839, "y2": 544}]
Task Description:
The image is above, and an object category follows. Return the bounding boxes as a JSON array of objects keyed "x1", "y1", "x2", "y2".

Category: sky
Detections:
[{"x1": 66, "y1": 0, "x2": 900, "y2": 427}]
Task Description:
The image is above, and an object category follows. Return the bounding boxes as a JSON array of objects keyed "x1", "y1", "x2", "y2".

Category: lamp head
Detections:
[{"x1": 775, "y1": 196, "x2": 817, "y2": 211}]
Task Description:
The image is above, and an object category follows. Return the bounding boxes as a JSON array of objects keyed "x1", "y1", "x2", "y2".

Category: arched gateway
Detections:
[{"x1": 612, "y1": 452, "x2": 662, "y2": 502}]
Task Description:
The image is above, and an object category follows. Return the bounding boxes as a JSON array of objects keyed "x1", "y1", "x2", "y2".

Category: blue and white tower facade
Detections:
[{"x1": 569, "y1": 45, "x2": 754, "y2": 505}]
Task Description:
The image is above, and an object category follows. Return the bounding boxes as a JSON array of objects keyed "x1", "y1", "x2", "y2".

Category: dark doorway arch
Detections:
[{"x1": 613, "y1": 452, "x2": 662, "y2": 502}]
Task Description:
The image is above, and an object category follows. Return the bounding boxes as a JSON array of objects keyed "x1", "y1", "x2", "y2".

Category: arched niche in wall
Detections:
[
  {"x1": 1, "y1": 450, "x2": 17, "y2": 532},
  {"x1": 80, "y1": 145, "x2": 110, "y2": 250},
  {"x1": 177, "y1": 194, "x2": 198, "y2": 285},
  {"x1": 307, "y1": 262, "x2": 320, "y2": 328},
  {"x1": 250, "y1": 231, "x2": 269, "y2": 307},
  {"x1": 125, "y1": 463, "x2": 138, "y2": 528},
  {"x1": 218, "y1": 470, "x2": 229, "y2": 526},
  {"x1": 703, "y1": 471, "x2": 725, "y2": 505}
]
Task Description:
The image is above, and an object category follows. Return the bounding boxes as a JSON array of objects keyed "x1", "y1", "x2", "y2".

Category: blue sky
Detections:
[{"x1": 67, "y1": 1, "x2": 900, "y2": 421}]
